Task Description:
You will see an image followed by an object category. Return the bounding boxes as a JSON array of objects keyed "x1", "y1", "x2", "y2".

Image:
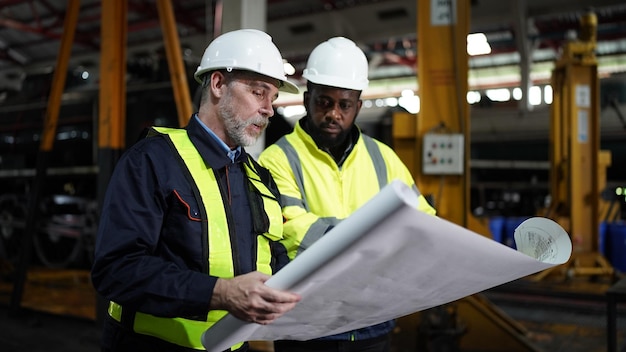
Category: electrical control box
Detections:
[{"x1": 422, "y1": 133, "x2": 464, "y2": 175}]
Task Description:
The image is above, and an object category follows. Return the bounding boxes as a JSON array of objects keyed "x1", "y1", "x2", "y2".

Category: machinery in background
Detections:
[
  {"x1": 392, "y1": 1, "x2": 542, "y2": 351},
  {"x1": 0, "y1": 78, "x2": 181, "y2": 270},
  {"x1": 391, "y1": 3, "x2": 624, "y2": 352},
  {"x1": 541, "y1": 9, "x2": 616, "y2": 280}
]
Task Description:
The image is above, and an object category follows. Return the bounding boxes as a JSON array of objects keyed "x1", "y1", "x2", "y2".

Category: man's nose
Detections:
[
  {"x1": 325, "y1": 105, "x2": 341, "y2": 120},
  {"x1": 260, "y1": 99, "x2": 274, "y2": 118}
]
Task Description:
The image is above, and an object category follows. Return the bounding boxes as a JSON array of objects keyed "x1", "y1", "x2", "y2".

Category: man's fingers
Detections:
[
  {"x1": 260, "y1": 287, "x2": 302, "y2": 304},
  {"x1": 215, "y1": 272, "x2": 301, "y2": 324}
]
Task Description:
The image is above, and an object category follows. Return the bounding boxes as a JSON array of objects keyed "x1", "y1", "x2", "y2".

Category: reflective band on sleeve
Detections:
[{"x1": 108, "y1": 301, "x2": 122, "y2": 322}]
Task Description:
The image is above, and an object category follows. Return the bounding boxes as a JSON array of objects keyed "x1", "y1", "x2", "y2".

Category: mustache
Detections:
[
  {"x1": 247, "y1": 116, "x2": 269, "y2": 129},
  {"x1": 320, "y1": 120, "x2": 339, "y2": 128}
]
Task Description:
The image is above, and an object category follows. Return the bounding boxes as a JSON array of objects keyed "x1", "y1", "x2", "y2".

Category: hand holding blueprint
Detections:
[{"x1": 202, "y1": 180, "x2": 572, "y2": 352}]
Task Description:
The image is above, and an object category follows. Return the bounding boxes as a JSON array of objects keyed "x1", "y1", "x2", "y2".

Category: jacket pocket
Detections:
[{"x1": 172, "y1": 189, "x2": 201, "y2": 221}]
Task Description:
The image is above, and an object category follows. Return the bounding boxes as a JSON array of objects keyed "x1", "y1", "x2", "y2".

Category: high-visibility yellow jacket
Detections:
[
  {"x1": 103, "y1": 126, "x2": 283, "y2": 351},
  {"x1": 259, "y1": 121, "x2": 436, "y2": 261}
]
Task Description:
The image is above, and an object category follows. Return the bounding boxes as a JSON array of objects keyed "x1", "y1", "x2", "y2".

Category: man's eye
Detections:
[
  {"x1": 316, "y1": 99, "x2": 333, "y2": 108},
  {"x1": 253, "y1": 90, "x2": 265, "y2": 98},
  {"x1": 339, "y1": 102, "x2": 353, "y2": 110}
]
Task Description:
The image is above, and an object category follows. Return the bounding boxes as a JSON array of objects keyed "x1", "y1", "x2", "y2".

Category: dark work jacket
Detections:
[{"x1": 91, "y1": 115, "x2": 287, "y2": 320}]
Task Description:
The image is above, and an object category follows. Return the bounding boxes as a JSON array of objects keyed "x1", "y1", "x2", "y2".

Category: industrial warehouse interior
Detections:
[{"x1": 1, "y1": 0, "x2": 626, "y2": 351}]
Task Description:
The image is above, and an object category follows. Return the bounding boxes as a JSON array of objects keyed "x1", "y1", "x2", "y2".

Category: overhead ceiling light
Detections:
[
  {"x1": 467, "y1": 33, "x2": 491, "y2": 56},
  {"x1": 486, "y1": 88, "x2": 510, "y2": 102}
]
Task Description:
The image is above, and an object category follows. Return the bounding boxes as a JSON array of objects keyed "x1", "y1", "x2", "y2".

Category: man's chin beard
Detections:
[
  {"x1": 312, "y1": 131, "x2": 346, "y2": 150},
  {"x1": 238, "y1": 130, "x2": 263, "y2": 147},
  {"x1": 225, "y1": 117, "x2": 267, "y2": 147}
]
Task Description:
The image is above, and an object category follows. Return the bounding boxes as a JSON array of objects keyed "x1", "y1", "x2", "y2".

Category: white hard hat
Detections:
[
  {"x1": 194, "y1": 29, "x2": 299, "y2": 94},
  {"x1": 302, "y1": 37, "x2": 369, "y2": 91}
]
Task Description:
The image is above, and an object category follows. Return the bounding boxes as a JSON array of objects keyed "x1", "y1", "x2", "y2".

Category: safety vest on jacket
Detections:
[
  {"x1": 108, "y1": 127, "x2": 283, "y2": 350},
  {"x1": 258, "y1": 121, "x2": 436, "y2": 260}
]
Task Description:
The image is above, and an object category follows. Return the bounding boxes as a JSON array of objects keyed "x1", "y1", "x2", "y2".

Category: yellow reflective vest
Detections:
[
  {"x1": 258, "y1": 121, "x2": 436, "y2": 260},
  {"x1": 108, "y1": 127, "x2": 283, "y2": 350}
]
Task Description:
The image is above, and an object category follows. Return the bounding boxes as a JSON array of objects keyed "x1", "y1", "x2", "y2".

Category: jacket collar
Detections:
[{"x1": 185, "y1": 114, "x2": 248, "y2": 170}]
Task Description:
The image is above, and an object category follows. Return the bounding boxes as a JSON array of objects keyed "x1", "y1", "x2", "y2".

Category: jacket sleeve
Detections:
[
  {"x1": 258, "y1": 145, "x2": 333, "y2": 260},
  {"x1": 90, "y1": 140, "x2": 216, "y2": 319}
]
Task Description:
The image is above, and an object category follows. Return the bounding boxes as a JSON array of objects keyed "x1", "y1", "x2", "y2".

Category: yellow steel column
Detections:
[
  {"x1": 96, "y1": 0, "x2": 128, "y2": 324},
  {"x1": 416, "y1": 0, "x2": 470, "y2": 226},
  {"x1": 157, "y1": 0, "x2": 193, "y2": 127},
  {"x1": 99, "y1": 0, "x2": 127, "y2": 152}
]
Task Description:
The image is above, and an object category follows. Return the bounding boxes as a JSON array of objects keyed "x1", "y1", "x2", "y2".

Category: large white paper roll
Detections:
[{"x1": 202, "y1": 180, "x2": 571, "y2": 351}]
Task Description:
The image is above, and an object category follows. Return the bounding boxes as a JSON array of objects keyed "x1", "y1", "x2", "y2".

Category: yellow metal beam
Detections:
[
  {"x1": 99, "y1": 0, "x2": 127, "y2": 150},
  {"x1": 96, "y1": 0, "x2": 128, "y2": 324},
  {"x1": 157, "y1": 0, "x2": 193, "y2": 127},
  {"x1": 40, "y1": 0, "x2": 81, "y2": 152},
  {"x1": 415, "y1": 0, "x2": 470, "y2": 226},
  {"x1": 456, "y1": 295, "x2": 542, "y2": 351}
]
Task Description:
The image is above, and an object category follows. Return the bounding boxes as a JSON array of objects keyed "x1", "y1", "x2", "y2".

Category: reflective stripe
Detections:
[
  {"x1": 164, "y1": 128, "x2": 235, "y2": 338},
  {"x1": 297, "y1": 217, "x2": 339, "y2": 256},
  {"x1": 280, "y1": 194, "x2": 302, "y2": 208},
  {"x1": 108, "y1": 301, "x2": 122, "y2": 322},
  {"x1": 276, "y1": 138, "x2": 309, "y2": 211},
  {"x1": 107, "y1": 127, "x2": 280, "y2": 350},
  {"x1": 260, "y1": 120, "x2": 436, "y2": 266},
  {"x1": 277, "y1": 133, "x2": 389, "y2": 209},
  {"x1": 108, "y1": 301, "x2": 242, "y2": 351},
  {"x1": 133, "y1": 313, "x2": 233, "y2": 350},
  {"x1": 163, "y1": 128, "x2": 235, "y2": 279},
  {"x1": 362, "y1": 135, "x2": 388, "y2": 189},
  {"x1": 278, "y1": 131, "x2": 389, "y2": 257}
]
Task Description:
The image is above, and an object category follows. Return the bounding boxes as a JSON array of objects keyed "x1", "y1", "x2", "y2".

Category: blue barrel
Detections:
[
  {"x1": 608, "y1": 222, "x2": 626, "y2": 273},
  {"x1": 599, "y1": 221, "x2": 608, "y2": 256},
  {"x1": 488, "y1": 216, "x2": 505, "y2": 243},
  {"x1": 503, "y1": 217, "x2": 527, "y2": 250}
]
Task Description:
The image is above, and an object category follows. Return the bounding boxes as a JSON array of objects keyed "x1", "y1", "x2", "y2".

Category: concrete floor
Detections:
[
  {"x1": 0, "y1": 268, "x2": 625, "y2": 352},
  {"x1": 0, "y1": 305, "x2": 101, "y2": 352},
  {"x1": 486, "y1": 290, "x2": 626, "y2": 352}
]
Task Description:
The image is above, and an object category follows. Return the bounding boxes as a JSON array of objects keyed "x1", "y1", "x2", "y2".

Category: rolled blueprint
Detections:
[{"x1": 202, "y1": 179, "x2": 571, "y2": 352}]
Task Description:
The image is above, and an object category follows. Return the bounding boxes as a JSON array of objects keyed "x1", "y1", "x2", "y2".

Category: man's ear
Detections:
[
  {"x1": 209, "y1": 71, "x2": 226, "y2": 98},
  {"x1": 303, "y1": 91, "x2": 309, "y2": 106}
]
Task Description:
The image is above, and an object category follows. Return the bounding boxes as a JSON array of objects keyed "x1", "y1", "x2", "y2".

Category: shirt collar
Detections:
[{"x1": 194, "y1": 114, "x2": 242, "y2": 163}]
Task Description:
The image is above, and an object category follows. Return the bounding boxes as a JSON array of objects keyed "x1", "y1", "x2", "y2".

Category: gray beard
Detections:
[{"x1": 219, "y1": 91, "x2": 267, "y2": 147}]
